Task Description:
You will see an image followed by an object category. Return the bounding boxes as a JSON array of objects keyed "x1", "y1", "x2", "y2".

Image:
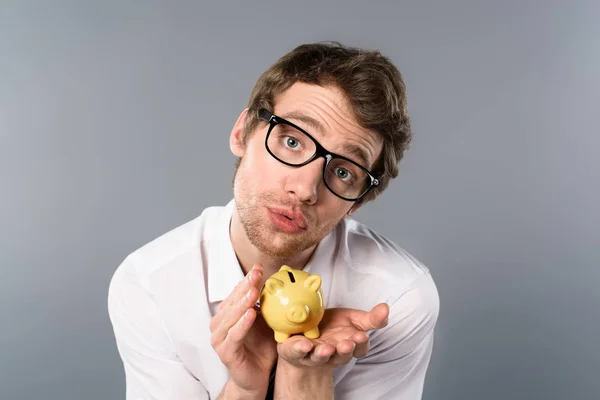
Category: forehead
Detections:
[{"x1": 271, "y1": 82, "x2": 383, "y2": 169}]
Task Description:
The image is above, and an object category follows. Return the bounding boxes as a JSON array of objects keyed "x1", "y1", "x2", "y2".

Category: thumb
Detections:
[{"x1": 358, "y1": 303, "x2": 389, "y2": 331}]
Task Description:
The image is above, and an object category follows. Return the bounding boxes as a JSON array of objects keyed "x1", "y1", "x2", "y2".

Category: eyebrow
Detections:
[
  {"x1": 343, "y1": 145, "x2": 371, "y2": 169},
  {"x1": 281, "y1": 111, "x2": 371, "y2": 168},
  {"x1": 281, "y1": 111, "x2": 325, "y2": 133}
]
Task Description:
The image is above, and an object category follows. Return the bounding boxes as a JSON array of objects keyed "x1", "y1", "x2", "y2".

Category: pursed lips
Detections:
[{"x1": 267, "y1": 207, "x2": 308, "y2": 229}]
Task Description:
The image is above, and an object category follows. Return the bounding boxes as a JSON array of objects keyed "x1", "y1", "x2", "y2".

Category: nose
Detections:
[
  {"x1": 283, "y1": 158, "x2": 324, "y2": 205},
  {"x1": 286, "y1": 304, "x2": 310, "y2": 324}
]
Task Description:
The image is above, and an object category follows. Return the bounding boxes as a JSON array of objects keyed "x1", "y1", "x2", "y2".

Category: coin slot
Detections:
[{"x1": 287, "y1": 271, "x2": 296, "y2": 283}]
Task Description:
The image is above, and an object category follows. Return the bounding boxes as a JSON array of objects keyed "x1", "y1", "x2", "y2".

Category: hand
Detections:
[
  {"x1": 276, "y1": 303, "x2": 389, "y2": 369},
  {"x1": 210, "y1": 264, "x2": 277, "y2": 397}
]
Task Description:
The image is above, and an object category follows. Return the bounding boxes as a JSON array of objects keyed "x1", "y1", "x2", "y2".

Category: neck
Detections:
[{"x1": 229, "y1": 208, "x2": 317, "y2": 280}]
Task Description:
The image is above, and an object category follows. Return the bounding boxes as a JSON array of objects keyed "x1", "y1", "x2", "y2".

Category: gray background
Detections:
[{"x1": 1, "y1": 1, "x2": 598, "y2": 399}]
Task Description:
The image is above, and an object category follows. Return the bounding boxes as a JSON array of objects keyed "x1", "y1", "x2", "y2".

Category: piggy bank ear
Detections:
[
  {"x1": 265, "y1": 277, "x2": 284, "y2": 295},
  {"x1": 304, "y1": 274, "x2": 322, "y2": 292},
  {"x1": 279, "y1": 265, "x2": 292, "y2": 272}
]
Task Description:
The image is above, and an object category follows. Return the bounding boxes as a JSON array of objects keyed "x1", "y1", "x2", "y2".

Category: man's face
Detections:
[{"x1": 230, "y1": 82, "x2": 383, "y2": 260}]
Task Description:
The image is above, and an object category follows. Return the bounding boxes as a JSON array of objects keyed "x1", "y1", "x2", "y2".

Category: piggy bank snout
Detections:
[{"x1": 286, "y1": 304, "x2": 310, "y2": 324}]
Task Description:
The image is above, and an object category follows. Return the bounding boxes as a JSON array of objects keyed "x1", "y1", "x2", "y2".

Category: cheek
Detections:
[
  {"x1": 316, "y1": 201, "x2": 351, "y2": 225},
  {"x1": 241, "y1": 146, "x2": 285, "y2": 187}
]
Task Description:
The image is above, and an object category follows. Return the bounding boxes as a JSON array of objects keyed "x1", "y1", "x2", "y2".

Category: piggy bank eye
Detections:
[{"x1": 287, "y1": 271, "x2": 296, "y2": 283}]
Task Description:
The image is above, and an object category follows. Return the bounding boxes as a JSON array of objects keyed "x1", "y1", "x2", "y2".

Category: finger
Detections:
[
  {"x1": 336, "y1": 339, "x2": 355, "y2": 354},
  {"x1": 228, "y1": 264, "x2": 264, "y2": 308},
  {"x1": 281, "y1": 338, "x2": 313, "y2": 361},
  {"x1": 215, "y1": 273, "x2": 249, "y2": 315},
  {"x1": 351, "y1": 331, "x2": 369, "y2": 345},
  {"x1": 223, "y1": 308, "x2": 257, "y2": 346},
  {"x1": 330, "y1": 339, "x2": 355, "y2": 366},
  {"x1": 211, "y1": 265, "x2": 263, "y2": 330},
  {"x1": 218, "y1": 264, "x2": 263, "y2": 311},
  {"x1": 350, "y1": 332, "x2": 370, "y2": 358},
  {"x1": 212, "y1": 285, "x2": 260, "y2": 345},
  {"x1": 211, "y1": 279, "x2": 254, "y2": 332},
  {"x1": 221, "y1": 285, "x2": 259, "y2": 331},
  {"x1": 309, "y1": 343, "x2": 335, "y2": 364},
  {"x1": 217, "y1": 308, "x2": 258, "y2": 365},
  {"x1": 324, "y1": 339, "x2": 354, "y2": 366}
]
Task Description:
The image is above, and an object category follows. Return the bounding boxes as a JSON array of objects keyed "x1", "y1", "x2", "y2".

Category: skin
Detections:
[
  {"x1": 211, "y1": 82, "x2": 389, "y2": 399},
  {"x1": 212, "y1": 264, "x2": 275, "y2": 399},
  {"x1": 229, "y1": 82, "x2": 383, "y2": 277}
]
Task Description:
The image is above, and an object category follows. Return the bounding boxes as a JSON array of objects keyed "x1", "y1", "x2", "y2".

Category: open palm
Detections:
[{"x1": 276, "y1": 303, "x2": 389, "y2": 368}]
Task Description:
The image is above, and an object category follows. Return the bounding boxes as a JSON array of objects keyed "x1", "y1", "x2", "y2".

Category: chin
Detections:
[{"x1": 253, "y1": 232, "x2": 315, "y2": 260}]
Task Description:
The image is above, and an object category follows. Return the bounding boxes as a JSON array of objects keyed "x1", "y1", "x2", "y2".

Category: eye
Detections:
[
  {"x1": 283, "y1": 136, "x2": 301, "y2": 149},
  {"x1": 335, "y1": 167, "x2": 353, "y2": 181}
]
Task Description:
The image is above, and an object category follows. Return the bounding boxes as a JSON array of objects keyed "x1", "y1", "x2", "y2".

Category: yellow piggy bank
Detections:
[{"x1": 259, "y1": 265, "x2": 325, "y2": 343}]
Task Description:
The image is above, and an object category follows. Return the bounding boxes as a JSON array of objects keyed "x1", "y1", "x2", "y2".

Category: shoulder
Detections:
[
  {"x1": 336, "y1": 218, "x2": 437, "y2": 295},
  {"x1": 332, "y1": 218, "x2": 440, "y2": 359},
  {"x1": 332, "y1": 218, "x2": 439, "y2": 329},
  {"x1": 108, "y1": 204, "x2": 224, "y2": 296}
]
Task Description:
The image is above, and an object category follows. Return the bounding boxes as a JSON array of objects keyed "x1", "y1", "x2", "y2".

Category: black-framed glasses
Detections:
[{"x1": 258, "y1": 109, "x2": 380, "y2": 202}]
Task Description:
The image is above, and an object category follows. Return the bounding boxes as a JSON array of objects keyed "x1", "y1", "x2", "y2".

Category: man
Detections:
[{"x1": 108, "y1": 41, "x2": 439, "y2": 399}]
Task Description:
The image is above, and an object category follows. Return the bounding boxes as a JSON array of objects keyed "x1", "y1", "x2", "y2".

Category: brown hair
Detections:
[{"x1": 243, "y1": 41, "x2": 412, "y2": 204}]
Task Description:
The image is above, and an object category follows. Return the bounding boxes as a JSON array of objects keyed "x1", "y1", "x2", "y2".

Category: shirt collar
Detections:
[{"x1": 206, "y1": 198, "x2": 245, "y2": 304}]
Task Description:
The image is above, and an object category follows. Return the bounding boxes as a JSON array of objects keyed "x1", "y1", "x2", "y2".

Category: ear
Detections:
[
  {"x1": 265, "y1": 277, "x2": 284, "y2": 295},
  {"x1": 230, "y1": 108, "x2": 249, "y2": 158},
  {"x1": 279, "y1": 265, "x2": 292, "y2": 272},
  {"x1": 304, "y1": 274, "x2": 322, "y2": 292}
]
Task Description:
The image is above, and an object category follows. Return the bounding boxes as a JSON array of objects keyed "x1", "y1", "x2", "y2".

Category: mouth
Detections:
[
  {"x1": 271, "y1": 208, "x2": 307, "y2": 228},
  {"x1": 267, "y1": 206, "x2": 308, "y2": 232}
]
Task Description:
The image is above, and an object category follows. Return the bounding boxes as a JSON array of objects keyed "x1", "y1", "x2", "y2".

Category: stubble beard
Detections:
[
  {"x1": 232, "y1": 157, "x2": 344, "y2": 262},
  {"x1": 236, "y1": 193, "x2": 319, "y2": 260}
]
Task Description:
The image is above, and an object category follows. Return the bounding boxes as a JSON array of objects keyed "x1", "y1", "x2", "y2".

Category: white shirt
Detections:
[{"x1": 108, "y1": 199, "x2": 439, "y2": 399}]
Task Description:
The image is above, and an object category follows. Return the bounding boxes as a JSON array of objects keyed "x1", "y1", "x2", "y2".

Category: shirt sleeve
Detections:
[
  {"x1": 334, "y1": 272, "x2": 440, "y2": 400},
  {"x1": 107, "y1": 262, "x2": 209, "y2": 400}
]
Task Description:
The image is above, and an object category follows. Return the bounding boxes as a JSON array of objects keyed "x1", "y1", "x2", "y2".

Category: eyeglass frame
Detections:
[{"x1": 257, "y1": 108, "x2": 380, "y2": 202}]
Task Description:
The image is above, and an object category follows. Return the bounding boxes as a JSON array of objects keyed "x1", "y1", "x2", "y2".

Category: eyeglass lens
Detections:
[{"x1": 266, "y1": 123, "x2": 370, "y2": 199}]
